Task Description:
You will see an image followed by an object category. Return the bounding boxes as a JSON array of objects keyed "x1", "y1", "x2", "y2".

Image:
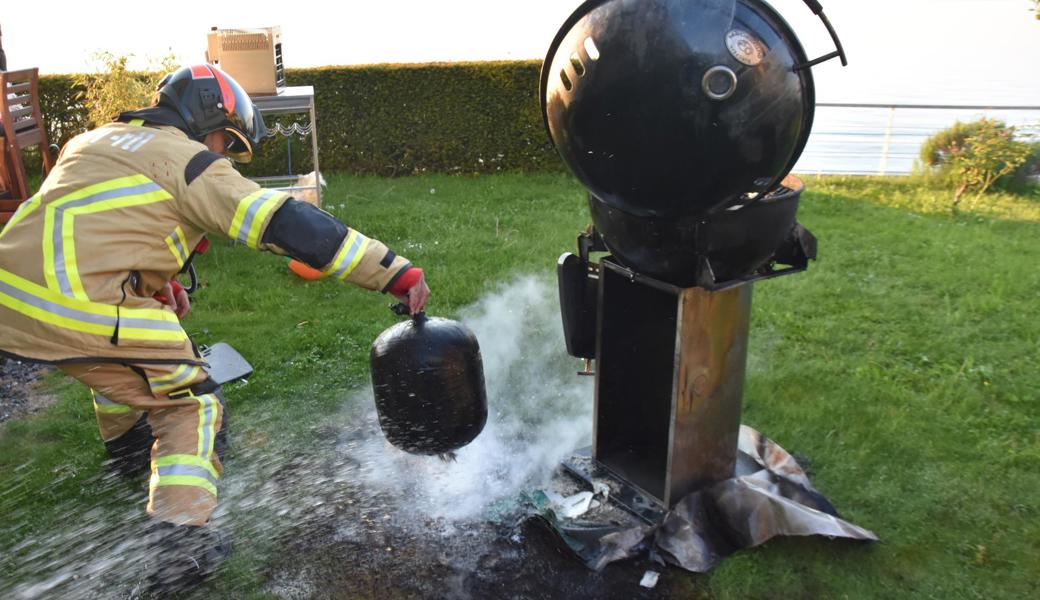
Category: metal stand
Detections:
[
  {"x1": 581, "y1": 259, "x2": 752, "y2": 509},
  {"x1": 251, "y1": 85, "x2": 322, "y2": 205}
]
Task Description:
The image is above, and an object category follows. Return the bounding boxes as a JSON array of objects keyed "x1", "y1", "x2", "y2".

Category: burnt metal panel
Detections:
[
  {"x1": 666, "y1": 283, "x2": 751, "y2": 500},
  {"x1": 593, "y1": 259, "x2": 751, "y2": 506},
  {"x1": 594, "y1": 260, "x2": 678, "y2": 501}
]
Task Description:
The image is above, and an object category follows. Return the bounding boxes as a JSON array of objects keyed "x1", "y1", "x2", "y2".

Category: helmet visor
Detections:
[{"x1": 224, "y1": 105, "x2": 267, "y2": 164}]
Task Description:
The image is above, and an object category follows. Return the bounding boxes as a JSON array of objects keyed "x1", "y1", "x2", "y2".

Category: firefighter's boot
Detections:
[{"x1": 147, "y1": 522, "x2": 231, "y2": 595}]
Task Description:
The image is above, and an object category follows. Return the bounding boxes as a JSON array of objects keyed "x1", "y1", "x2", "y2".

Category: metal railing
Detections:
[{"x1": 796, "y1": 102, "x2": 1040, "y2": 176}]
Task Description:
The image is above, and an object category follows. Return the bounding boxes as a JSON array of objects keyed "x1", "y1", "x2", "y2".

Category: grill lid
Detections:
[{"x1": 541, "y1": 0, "x2": 840, "y2": 218}]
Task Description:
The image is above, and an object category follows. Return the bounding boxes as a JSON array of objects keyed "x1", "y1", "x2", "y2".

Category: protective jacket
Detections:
[{"x1": 0, "y1": 121, "x2": 411, "y2": 365}]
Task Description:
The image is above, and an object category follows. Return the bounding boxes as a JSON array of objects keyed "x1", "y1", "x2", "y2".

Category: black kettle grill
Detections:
[
  {"x1": 542, "y1": 0, "x2": 845, "y2": 286},
  {"x1": 547, "y1": 0, "x2": 846, "y2": 508},
  {"x1": 370, "y1": 307, "x2": 488, "y2": 456}
]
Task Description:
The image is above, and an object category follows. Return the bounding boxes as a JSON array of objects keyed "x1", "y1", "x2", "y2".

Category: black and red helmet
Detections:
[{"x1": 155, "y1": 64, "x2": 266, "y2": 163}]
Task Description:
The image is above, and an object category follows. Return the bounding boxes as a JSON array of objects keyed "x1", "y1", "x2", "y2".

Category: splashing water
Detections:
[{"x1": 2, "y1": 276, "x2": 594, "y2": 598}]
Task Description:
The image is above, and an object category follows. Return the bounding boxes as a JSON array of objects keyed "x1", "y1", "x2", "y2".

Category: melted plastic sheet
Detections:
[{"x1": 523, "y1": 425, "x2": 878, "y2": 572}]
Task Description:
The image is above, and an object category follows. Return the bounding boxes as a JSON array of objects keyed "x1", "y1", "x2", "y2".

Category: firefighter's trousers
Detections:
[{"x1": 59, "y1": 362, "x2": 226, "y2": 527}]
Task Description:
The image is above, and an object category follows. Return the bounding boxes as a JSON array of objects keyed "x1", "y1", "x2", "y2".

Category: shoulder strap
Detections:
[{"x1": 184, "y1": 150, "x2": 225, "y2": 186}]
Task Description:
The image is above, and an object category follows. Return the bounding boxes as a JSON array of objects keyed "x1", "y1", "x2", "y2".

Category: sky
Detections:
[{"x1": 3, "y1": 0, "x2": 1039, "y2": 103}]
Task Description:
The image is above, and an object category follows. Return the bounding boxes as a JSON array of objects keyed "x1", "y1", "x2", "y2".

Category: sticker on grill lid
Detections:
[{"x1": 726, "y1": 30, "x2": 766, "y2": 66}]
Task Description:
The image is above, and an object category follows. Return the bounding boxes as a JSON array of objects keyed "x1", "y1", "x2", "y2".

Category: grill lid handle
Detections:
[{"x1": 794, "y1": 0, "x2": 848, "y2": 70}]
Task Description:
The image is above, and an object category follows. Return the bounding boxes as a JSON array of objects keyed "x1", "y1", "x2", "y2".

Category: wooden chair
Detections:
[{"x1": 0, "y1": 68, "x2": 55, "y2": 224}]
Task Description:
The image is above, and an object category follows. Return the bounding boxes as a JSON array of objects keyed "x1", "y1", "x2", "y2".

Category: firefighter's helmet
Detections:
[{"x1": 155, "y1": 65, "x2": 266, "y2": 163}]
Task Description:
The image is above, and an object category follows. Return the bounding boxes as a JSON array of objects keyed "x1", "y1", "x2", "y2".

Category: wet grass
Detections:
[{"x1": 1, "y1": 173, "x2": 1039, "y2": 598}]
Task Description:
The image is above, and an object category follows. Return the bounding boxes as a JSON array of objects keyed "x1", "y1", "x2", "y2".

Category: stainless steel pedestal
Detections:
[{"x1": 591, "y1": 260, "x2": 752, "y2": 507}]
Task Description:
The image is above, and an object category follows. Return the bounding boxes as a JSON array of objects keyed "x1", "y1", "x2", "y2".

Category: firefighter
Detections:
[{"x1": 0, "y1": 64, "x2": 430, "y2": 592}]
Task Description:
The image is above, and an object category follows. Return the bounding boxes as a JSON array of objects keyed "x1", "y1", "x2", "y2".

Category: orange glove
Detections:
[{"x1": 387, "y1": 268, "x2": 430, "y2": 315}]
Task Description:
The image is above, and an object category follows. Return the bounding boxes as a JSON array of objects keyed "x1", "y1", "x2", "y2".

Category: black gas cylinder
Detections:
[
  {"x1": 370, "y1": 311, "x2": 488, "y2": 455},
  {"x1": 541, "y1": 0, "x2": 842, "y2": 284}
]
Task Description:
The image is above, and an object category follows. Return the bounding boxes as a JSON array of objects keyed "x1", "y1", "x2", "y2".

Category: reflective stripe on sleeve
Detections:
[
  {"x1": 0, "y1": 194, "x2": 41, "y2": 241},
  {"x1": 322, "y1": 229, "x2": 371, "y2": 281},
  {"x1": 228, "y1": 189, "x2": 287, "y2": 249},
  {"x1": 92, "y1": 390, "x2": 133, "y2": 414},
  {"x1": 148, "y1": 364, "x2": 203, "y2": 393},
  {"x1": 0, "y1": 267, "x2": 187, "y2": 343},
  {"x1": 164, "y1": 226, "x2": 191, "y2": 268}
]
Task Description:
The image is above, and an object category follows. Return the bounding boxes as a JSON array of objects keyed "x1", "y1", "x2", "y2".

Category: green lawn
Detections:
[{"x1": 1, "y1": 173, "x2": 1038, "y2": 598}]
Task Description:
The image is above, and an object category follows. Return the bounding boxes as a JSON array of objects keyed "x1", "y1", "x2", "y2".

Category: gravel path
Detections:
[{"x1": 0, "y1": 356, "x2": 55, "y2": 424}]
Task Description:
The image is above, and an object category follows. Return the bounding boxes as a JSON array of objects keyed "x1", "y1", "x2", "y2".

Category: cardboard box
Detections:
[{"x1": 206, "y1": 26, "x2": 285, "y2": 96}]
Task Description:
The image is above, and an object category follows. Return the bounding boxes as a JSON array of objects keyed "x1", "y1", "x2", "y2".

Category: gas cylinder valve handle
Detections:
[
  {"x1": 390, "y1": 302, "x2": 428, "y2": 322},
  {"x1": 793, "y1": 0, "x2": 847, "y2": 70}
]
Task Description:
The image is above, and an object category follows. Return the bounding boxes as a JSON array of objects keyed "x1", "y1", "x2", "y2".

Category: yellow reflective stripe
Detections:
[
  {"x1": 91, "y1": 389, "x2": 133, "y2": 414},
  {"x1": 60, "y1": 209, "x2": 88, "y2": 300},
  {"x1": 0, "y1": 194, "x2": 41, "y2": 240},
  {"x1": 42, "y1": 175, "x2": 152, "y2": 293},
  {"x1": 164, "y1": 226, "x2": 190, "y2": 267},
  {"x1": 340, "y1": 237, "x2": 370, "y2": 281},
  {"x1": 247, "y1": 194, "x2": 283, "y2": 249},
  {"x1": 0, "y1": 267, "x2": 187, "y2": 342},
  {"x1": 149, "y1": 364, "x2": 189, "y2": 385},
  {"x1": 227, "y1": 189, "x2": 286, "y2": 249},
  {"x1": 150, "y1": 474, "x2": 218, "y2": 497},
  {"x1": 50, "y1": 174, "x2": 153, "y2": 206},
  {"x1": 164, "y1": 237, "x2": 184, "y2": 267},
  {"x1": 228, "y1": 190, "x2": 262, "y2": 240},
  {"x1": 321, "y1": 230, "x2": 356, "y2": 278},
  {"x1": 42, "y1": 205, "x2": 58, "y2": 293},
  {"x1": 128, "y1": 118, "x2": 144, "y2": 126},
  {"x1": 43, "y1": 175, "x2": 171, "y2": 299},
  {"x1": 149, "y1": 365, "x2": 202, "y2": 392},
  {"x1": 155, "y1": 454, "x2": 220, "y2": 480},
  {"x1": 195, "y1": 394, "x2": 218, "y2": 459},
  {"x1": 94, "y1": 402, "x2": 133, "y2": 414},
  {"x1": 70, "y1": 188, "x2": 170, "y2": 216},
  {"x1": 321, "y1": 230, "x2": 371, "y2": 281}
]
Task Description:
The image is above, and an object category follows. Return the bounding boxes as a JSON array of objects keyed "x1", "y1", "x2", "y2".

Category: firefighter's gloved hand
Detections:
[
  {"x1": 388, "y1": 267, "x2": 429, "y2": 315},
  {"x1": 156, "y1": 280, "x2": 191, "y2": 319}
]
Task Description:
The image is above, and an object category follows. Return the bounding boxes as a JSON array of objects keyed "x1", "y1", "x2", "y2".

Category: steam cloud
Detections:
[{"x1": 347, "y1": 275, "x2": 594, "y2": 522}]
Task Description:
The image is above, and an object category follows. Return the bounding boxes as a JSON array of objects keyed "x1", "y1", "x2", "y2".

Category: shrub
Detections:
[
  {"x1": 41, "y1": 61, "x2": 561, "y2": 177},
  {"x1": 919, "y1": 118, "x2": 1035, "y2": 207}
]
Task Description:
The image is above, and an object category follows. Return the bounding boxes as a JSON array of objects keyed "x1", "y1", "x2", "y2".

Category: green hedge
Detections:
[{"x1": 37, "y1": 61, "x2": 563, "y2": 177}]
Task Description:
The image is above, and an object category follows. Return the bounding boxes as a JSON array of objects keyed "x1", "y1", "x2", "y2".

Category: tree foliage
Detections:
[{"x1": 73, "y1": 52, "x2": 177, "y2": 129}]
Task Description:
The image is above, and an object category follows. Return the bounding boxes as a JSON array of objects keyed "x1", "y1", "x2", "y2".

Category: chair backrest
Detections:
[{"x1": 0, "y1": 68, "x2": 54, "y2": 224}]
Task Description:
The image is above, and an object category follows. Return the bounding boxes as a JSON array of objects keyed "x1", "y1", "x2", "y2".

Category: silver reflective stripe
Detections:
[
  {"x1": 94, "y1": 393, "x2": 119, "y2": 405},
  {"x1": 170, "y1": 229, "x2": 189, "y2": 265},
  {"x1": 156, "y1": 464, "x2": 219, "y2": 487},
  {"x1": 0, "y1": 279, "x2": 183, "y2": 331},
  {"x1": 153, "y1": 366, "x2": 196, "y2": 390},
  {"x1": 331, "y1": 233, "x2": 366, "y2": 279},
  {"x1": 234, "y1": 190, "x2": 278, "y2": 244},
  {"x1": 52, "y1": 182, "x2": 163, "y2": 296},
  {"x1": 200, "y1": 394, "x2": 216, "y2": 459}
]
